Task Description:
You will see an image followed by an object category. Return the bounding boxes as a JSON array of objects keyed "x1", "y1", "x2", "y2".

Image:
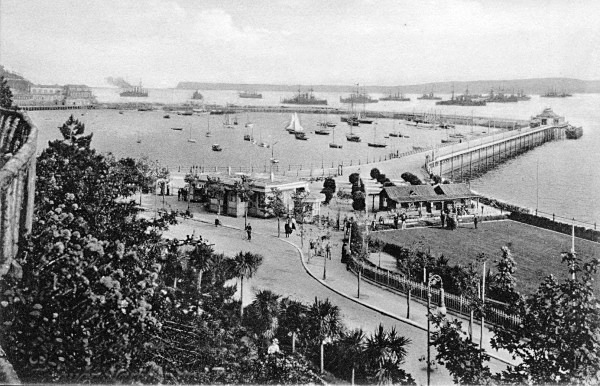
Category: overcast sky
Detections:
[{"x1": 1, "y1": 0, "x2": 599, "y2": 87}]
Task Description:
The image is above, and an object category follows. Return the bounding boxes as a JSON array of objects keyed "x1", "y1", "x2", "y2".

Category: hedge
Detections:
[{"x1": 509, "y1": 212, "x2": 600, "y2": 243}]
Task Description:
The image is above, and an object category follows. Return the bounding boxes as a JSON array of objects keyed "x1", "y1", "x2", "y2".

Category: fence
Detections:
[{"x1": 346, "y1": 254, "x2": 521, "y2": 330}]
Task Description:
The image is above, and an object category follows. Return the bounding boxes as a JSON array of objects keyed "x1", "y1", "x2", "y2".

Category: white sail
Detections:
[
  {"x1": 285, "y1": 114, "x2": 296, "y2": 131},
  {"x1": 292, "y1": 112, "x2": 304, "y2": 132}
]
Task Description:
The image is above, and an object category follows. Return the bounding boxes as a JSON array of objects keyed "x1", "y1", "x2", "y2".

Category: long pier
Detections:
[{"x1": 426, "y1": 123, "x2": 567, "y2": 181}]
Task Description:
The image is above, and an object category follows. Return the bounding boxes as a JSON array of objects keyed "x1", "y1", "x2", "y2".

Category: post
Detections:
[
  {"x1": 427, "y1": 282, "x2": 432, "y2": 386},
  {"x1": 323, "y1": 250, "x2": 327, "y2": 280},
  {"x1": 480, "y1": 260, "x2": 486, "y2": 351},
  {"x1": 320, "y1": 341, "x2": 324, "y2": 374}
]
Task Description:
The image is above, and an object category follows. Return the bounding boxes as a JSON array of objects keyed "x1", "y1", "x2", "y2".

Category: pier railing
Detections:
[{"x1": 346, "y1": 254, "x2": 522, "y2": 331}]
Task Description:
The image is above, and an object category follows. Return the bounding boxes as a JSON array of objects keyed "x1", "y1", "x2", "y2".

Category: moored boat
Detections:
[
  {"x1": 212, "y1": 144, "x2": 222, "y2": 151},
  {"x1": 239, "y1": 90, "x2": 263, "y2": 99},
  {"x1": 281, "y1": 88, "x2": 327, "y2": 105},
  {"x1": 565, "y1": 125, "x2": 583, "y2": 139}
]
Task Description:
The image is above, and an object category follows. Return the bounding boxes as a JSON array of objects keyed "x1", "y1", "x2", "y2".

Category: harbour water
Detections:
[{"x1": 29, "y1": 88, "x2": 599, "y2": 225}]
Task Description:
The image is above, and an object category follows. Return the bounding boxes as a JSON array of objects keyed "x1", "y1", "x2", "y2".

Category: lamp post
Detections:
[{"x1": 427, "y1": 274, "x2": 446, "y2": 386}]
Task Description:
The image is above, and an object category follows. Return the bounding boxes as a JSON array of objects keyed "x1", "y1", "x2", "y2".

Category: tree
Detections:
[
  {"x1": 206, "y1": 176, "x2": 226, "y2": 216},
  {"x1": 0, "y1": 75, "x2": 14, "y2": 108},
  {"x1": 330, "y1": 329, "x2": 365, "y2": 384},
  {"x1": 306, "y1": 298, "x2": 343, "y2": 373},
  {"x1": 349, "y1": 173, "x2": 361, "y2": 185},
  {"x1": 321, "y1": 177, "x2": 336, "y2": 205},
  {"x1": 232, "y1": 175, "x2": 254, "y2": 227},
  {"x1": 188, "y1": 241, "x2": 215, "y2": 291},
  {"x1": 265, "y1": 188, "x2": 287, "y2": 237},
  {"x1": 352, "y1": 191, "x2": 366, "y2": 212},
  {"x1": 431, "y1": 316, "x2": 492, "y2": 385},
  {"x1": 492, "y1": 255, "x2": 600, "y2": 385},
  {"x1": 277, "y1": 297, "x2": 308, "y2": 353},
  {"x1": 488, "y1": 246, "x2": 520, "y2": 304},
  {"x1": 370, "y1": 168, "x2": 381, "y2": 180},
  {"x1": 243, "y1": 290, "x2": 281, "y2": 348},
  {"x1": 400, "y1": 172, "x2": 422, "y2": 186},
  {"x1": 231, "y1": 252, "x2": 263, "y2": 318},
  {"x1": 364, "y1": 324, "x2": 414, "y2": 385}
]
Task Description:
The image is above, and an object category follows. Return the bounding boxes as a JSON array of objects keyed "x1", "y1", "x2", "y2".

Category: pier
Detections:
[{"x1": 427, "y1": 123, "x2": 567, "y2": 181}]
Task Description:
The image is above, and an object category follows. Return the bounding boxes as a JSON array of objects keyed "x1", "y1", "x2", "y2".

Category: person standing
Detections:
[
  {"x1": 393, "y1": 213, "x2": 399, "y2": 229},
  {"x1": 325, "y1": 241, "x2": 331, "y2": 260},
  {"x1": 474, "y1": 214, "x2": 479, "y2": 229},
  {"x1": 440, "y1": 212, "x2": 446, "y2": 228},
  {"x1": 267, "y1": 338, "x2": 280, "y2": 354},
  {"x1": 245, "y1": 223, "x2": 252, "y2": 241}
]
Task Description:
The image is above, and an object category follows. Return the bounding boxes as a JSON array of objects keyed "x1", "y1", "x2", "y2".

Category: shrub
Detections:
[
  {"x1": 400, "y1": 172, "x2": 422, "y2": 186},
  {"x1": 349, "y1": 173, "x2": 360, "y2": 185},
  {"x1": 370, "y1": 168, "x2": 381, "y2": 180}
]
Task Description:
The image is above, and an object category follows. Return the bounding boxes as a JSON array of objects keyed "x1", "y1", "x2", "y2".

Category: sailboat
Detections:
[
  {"x1": 368, "y1": 122, "x2": 387, "y2": 147},
  {"x1": 291, "y1": 113, "x2": 308, "y2": 140},
  {"x1": 317, "y1": 109, "x2": 336, "y2": 129},
  {"x1": 389, "y1": 120, "x2": 404, "y2": 138},
  {"x1": 244, "y1": 113, "x2": 254, "y2": 129},
  {"x1": 205, "y1": 114, "x2": 212, "y2": 137},
  {"x1": 187, "y1": 124, "x2": 196, "y2": 143},
  {"x1": 329, "y1": 126, "x2": 343, "y2": 148},
  {"x1": 270, "y1": 144, "x2": 279, "y2": 163},
  {"x1": 223, "y1": 113, "x2": 234, "y2": 128},
  {"x1": 285, "y1": 113, "x2": 298, "y2": 134},
  {"x1": 346, "y1": 121, "x2": 361, "y2": 142},
  {"x1": 257, "y1": 126, "x2": 269, "y2": 147}
]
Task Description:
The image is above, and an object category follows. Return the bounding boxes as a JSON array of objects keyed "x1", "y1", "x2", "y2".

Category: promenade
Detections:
[{"x1": 143, "y1": 194, "x2": 516, "y2": 385}]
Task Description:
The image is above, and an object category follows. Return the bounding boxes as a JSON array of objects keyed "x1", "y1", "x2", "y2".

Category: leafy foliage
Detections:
[
  {"x1": 370, "y1": 168, "x2": 381, "y2": 180},
  {"x1": 321, "y1": 177, "x2": 336, "y2": 205},
  {"x1": 400, "y1": 172, "x2": 422, "y2": 185},
  {"x1": 431, "y1": 316, "x2": 492, "y2": 385},
  {"x1": 0, "y1": 75, "x2": 14, "y2": 108},
  {"x1": 492, "y1": 255, "x2": 600, "y2": 385}
]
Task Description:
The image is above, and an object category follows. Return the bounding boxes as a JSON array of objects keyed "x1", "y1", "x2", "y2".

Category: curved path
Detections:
[{"x1": 153, "y1": 194, "x2": 512, "y2": 385}]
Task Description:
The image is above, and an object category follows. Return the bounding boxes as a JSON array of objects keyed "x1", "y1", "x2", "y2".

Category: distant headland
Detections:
[{"x1": 177, "y1": 77, "x2": 600, "y2": 95}]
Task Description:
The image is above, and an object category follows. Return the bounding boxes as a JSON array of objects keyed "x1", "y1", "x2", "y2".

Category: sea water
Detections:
[{"x1": 29, "y1": 88, "x2": 599, "y2": 225}]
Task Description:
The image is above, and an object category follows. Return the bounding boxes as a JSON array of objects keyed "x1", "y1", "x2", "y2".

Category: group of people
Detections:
[
  {"x1": 177, "y1": 188, "x2": 189, "y2": 201},
  {"x1": 308, "y1": 236, "x2": 331, "y2": 260},
  {"x1": 283, "y1": 216, "x2": 297, "y2": 238}
]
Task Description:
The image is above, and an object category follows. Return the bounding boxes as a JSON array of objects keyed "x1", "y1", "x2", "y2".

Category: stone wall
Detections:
[{"x1": 0, "y1": 107, "x2": 38, "y2": 384}]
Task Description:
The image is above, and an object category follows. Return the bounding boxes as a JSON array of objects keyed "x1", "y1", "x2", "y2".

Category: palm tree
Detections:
[
  {"x1": 243, "y1": 290, "x2": 281, "y2": 347},
  {"x1": 231, "y1": 251, "x2": 263, "y2": 318},
  {"x1": 188, "y1": 242, "x2": 214, "y2": 291},
  {"x1": 364, "y1": 324, "x2": 411, "y2": 382},
  {"x1": 336, "y1": 328, "x2": 366, "y2": 384},
  {"x1": 278, "y1": 297, "x2": 308, "y2": 353},
  {"x1": 307, "y1": 297, "x2": 343, "y2": 373}
]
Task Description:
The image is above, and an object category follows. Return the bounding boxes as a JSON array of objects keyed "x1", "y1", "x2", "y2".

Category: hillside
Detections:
[{"x1": 177, "y1": 78, "x2": 600, "y2": 94}]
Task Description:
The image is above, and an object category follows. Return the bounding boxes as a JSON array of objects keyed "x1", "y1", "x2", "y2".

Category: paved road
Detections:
[{"x1": 150, "y1": 194, "x2": 513, "y2": 385}]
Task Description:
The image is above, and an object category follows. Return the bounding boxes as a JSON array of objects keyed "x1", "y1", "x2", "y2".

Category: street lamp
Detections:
[{"x1": 427, "y1": 274, "x2": 446, "y2": 386}]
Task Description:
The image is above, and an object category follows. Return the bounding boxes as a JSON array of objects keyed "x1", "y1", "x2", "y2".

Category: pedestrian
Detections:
[
  {"x1": 284, "y1": 222, "x2": 291, "y2": 238},
  {"x1": 325, "y1": 241, "x2": 331, "y2": 260},
  {"x1": 177, "y1": 188, "x2": 181, "y2": 201},
  {"x1": 401, "y1": 212, "x2": 407, "y2": 230},
  {"x1": 341, "y1": 242, "x2": 348, "y2": 263},
  {"x1": 245, "y1": 223, "x2": 252, "y2": 241},
  {"x1": 393, "y1": 214, "x2": 399, "y2": 229},
  {"x1": 474, "y1": 214, "x2": 479, "y2": 229},
  {"x1": 481, "y1": 205, "x2": 484, "y2": 215},
  {"x1": 291, "y1": 217, "x2": 297, "y2": 231},
  {"x1": 440, "y1": 212, "x2": 446, "y2": 228}
]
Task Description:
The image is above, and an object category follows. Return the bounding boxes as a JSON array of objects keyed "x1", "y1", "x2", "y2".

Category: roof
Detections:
[
  {"x1": 382, "y1": 183, "x2": 476, "y2": 203},
  {"x1": 434, "y1": 183, "x2": 477, "y2": 199},
  {"x1": 382, "y1": 185, "x2": 437, "y2": 202},
  {"x1": 535, "y1": 108, "x2": 562, "y2": 119}
]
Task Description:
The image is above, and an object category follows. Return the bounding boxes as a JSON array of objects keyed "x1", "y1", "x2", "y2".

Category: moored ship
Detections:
[
  {"x1": 380, "y1": 91, "x2": 410, "y2": 101},
  {"x1": 120, "y1": 82, "x2": 148, "y2": 97},
  {"x1": 541, "y1": 89, "x2": 572, "y2": 98},
  {"x1": 239, "y1": 90, "x2": 263, "y2": 99},
  {"x1": 340, "y1": 91, "x2": 378, "y2": 104},
  {"x1": 281, "y1": 88, "x2": 327, "y2": 105},
  {"x1": 436, "y1": 88, "x2": 486, "y2": 106},
  {"x1": 486, "y1": 89, "x2": 518, "y2": 103},
  {"x1": 417, "y1": 91, "x2": 442, "y2": 100}
]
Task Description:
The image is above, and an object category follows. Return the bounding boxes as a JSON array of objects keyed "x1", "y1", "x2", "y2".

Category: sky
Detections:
[{"x1": 1, "y1": 0, "x2": 600, "y2": 88}]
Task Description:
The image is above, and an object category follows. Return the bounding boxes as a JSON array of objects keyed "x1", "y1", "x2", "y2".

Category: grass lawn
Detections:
[{"x1": 376, "y1": 220, "x2": 600, "y2": 295}]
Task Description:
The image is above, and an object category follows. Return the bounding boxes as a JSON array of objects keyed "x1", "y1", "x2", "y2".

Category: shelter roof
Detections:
[{"x1": 382, "y1": 183, "x2": 476, "y2": 203}]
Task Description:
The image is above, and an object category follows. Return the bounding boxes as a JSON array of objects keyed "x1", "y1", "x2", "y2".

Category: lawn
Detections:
[{"x1": 375, "y1": 220, "x2": 600, "y2": 295}]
